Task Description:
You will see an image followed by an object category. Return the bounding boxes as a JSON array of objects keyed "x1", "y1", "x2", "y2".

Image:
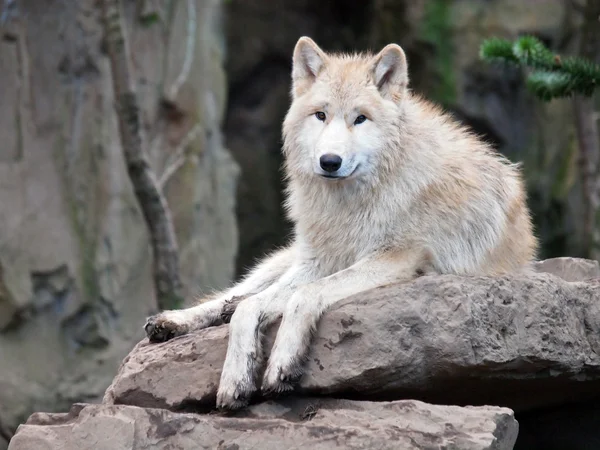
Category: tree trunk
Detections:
[
  {"x1": 101, "y1": 0, "x2": 183, "y2": 309},
  {"x1": 573, "y1": 0, "x2": 600, "y2": 259}
]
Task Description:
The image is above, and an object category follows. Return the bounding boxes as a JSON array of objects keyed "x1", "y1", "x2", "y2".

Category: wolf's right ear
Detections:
[
  {"x1": 370, "y1": 44, "x2": 409, "y2": 101},
  {"x1": 291, "y1": 37, "x2": 327, "y2": 98}
]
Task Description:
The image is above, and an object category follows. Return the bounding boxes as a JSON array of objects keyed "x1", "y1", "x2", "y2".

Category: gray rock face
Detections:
[
  {"x1": 104, "y1": 262, "x2": 600, "y2": 413},
  {"x1": 8, "y1": 399, "x2": 518, "y2": 450},
  {"x1": 534, "y1": 257, "x2": 600, "y2": 282},
  {"x1": 103, "y1": 325, "x2": 229, "y2": 411},
  {"x1": 0, "y1": 0, "x2": 238, "y2": 444}
]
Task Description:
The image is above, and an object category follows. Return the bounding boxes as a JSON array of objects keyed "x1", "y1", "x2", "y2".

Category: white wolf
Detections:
[{"x1": 145, "y1": 36, "x2": 537, "y2": 410}]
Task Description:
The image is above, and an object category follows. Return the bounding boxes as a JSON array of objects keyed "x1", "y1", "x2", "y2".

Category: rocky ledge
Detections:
[
  {"x1": 8, "y1": 258, "x2": 600, "y2": 449},
  {"x1": 8, "y1": 399, "x2": 518, "y2": 450}
]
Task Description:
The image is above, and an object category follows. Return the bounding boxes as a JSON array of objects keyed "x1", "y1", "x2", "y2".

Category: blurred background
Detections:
[{"x1": 0, "y1": 0, "x2": 598, "y2": 447}]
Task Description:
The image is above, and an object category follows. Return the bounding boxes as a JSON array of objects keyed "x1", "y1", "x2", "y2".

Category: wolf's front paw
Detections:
[
  {"x1": 216, "y1": 377, "x2": 255, "y2": 410},
  {"x1": 217, "y1": 347, "x2": 260, "y2": 410},
  {"x1": 144, "y1": 312, "x2": 189, "y2": 343},
  {"x1": 261, "y1": 357, "x2": 304, "y2": 396}
]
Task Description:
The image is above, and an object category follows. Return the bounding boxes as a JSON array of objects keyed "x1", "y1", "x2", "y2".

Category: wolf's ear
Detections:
[
  {"x1": 370, "y1": 44, "x2": 408, "y2": 101},
  {"x1": 291, "y1": 37, "x2": 327, "y2": 97}
]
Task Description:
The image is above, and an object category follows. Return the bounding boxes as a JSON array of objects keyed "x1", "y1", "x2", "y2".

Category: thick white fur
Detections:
[{"x1": 145, "y1": 36, "x2": 537, "y2": 410}]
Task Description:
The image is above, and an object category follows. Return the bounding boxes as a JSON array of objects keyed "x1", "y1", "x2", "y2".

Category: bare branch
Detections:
[
  {"x1": 166, "y1": 0, "x2": 196, "y2": 101},
  {"x1": 101, "y1": 0, "x2": 184, "y2": 309},
  {"x1": 158, "y1": 122, "x2": 202, "y2": 188}
]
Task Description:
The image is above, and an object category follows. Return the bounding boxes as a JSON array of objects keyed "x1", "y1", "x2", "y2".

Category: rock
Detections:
[
  {"x1": 534, "y1": 257, "x2": 600, "y2": 282},
  {"x1": 104, "y1": 271, "x2": 600, "y2": 413},
  {"x1": 103, "y1": 326, "x2": 229, "y2": 411},
  {"x1": 9, "y1": 399, "x2": 518, "y2": 450},
  {"x1": 0, "y1": 0, "x2": 238, "y2": 440}
]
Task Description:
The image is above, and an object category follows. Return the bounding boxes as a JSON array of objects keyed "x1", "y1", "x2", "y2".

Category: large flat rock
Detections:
[
  {"x1": 8, "y1": 398, "x2": 518, "y2": 450},
  {"x1": 104, "y1": 269, "x2": 600, "y2": 412}
]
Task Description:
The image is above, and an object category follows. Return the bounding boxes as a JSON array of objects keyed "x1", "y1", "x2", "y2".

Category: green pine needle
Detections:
[
  {"x1": 512, "y1": 35, "x2": 556, "y2": 69},
  {"x1": 526, "y1": 71, "x2": 575, "y2": 101},
  {"x1": 480, "y1": 38, "x2": 519, "y2": 64},
  {"x1": 480, "y1": 35, "x2": 599, "y2": 100},
  {"x1": 560, "y1": 56, "x2": 600, "y2": 95}
]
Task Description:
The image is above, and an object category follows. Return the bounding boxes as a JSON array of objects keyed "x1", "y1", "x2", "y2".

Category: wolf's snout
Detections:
[{"x1": 319, "y1": 154, "x2": 343, "y2": 173}]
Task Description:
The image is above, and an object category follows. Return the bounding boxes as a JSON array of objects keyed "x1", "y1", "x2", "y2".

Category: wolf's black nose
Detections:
[{"x1": 320, "y1": 154, "x2": 342, "y2": 172}]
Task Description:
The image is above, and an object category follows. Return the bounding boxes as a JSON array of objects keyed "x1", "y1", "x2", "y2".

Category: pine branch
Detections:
[
  {"x1": 480, "y1": 35, "x2": 600, "y2": 101},
  {"x1": 479, "y1": 38, "x2": 519, "y2": 65},
  {"x1": 512, "y1": 35, "x2": 556, "y2": 69},
  {"x1": 526, "y1": 70, "x2": 575, "y2": 101},
  {"x1": 561, "y1": 56, "x2": 600, "y2": 96},
  {"x1": 481, "y1": 0, "x2": 600, "y2": 261}
]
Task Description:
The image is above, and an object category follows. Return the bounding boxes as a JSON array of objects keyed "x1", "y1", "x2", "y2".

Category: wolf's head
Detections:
[{"x1": 282, "y1": 36, "x2": 409, "y2": 183}]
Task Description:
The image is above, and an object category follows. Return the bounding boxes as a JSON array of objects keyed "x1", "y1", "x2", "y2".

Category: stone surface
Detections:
[
  {"x1": 9, "y1": 399, "x2": 518, "y2": 450},
  {"x1": 0, "y1": 0, "x2": 238, "y2": 443},
  {"x1": 104, "y1": 267, "x2": 600, "y2": 413},
  {"x1": 534, "y1": 257, "x2": 600, "y2": 282}
]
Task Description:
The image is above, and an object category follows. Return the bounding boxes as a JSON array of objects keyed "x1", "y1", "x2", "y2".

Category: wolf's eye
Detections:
[
  {"x1": 315, "y1": 111, "x2": 326, "y2": 121},
  {"x1": 354, "y1": 115, "x2": 367, "y2": 125}
]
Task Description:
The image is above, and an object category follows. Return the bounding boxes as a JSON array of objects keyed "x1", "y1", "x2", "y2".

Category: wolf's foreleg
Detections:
[
  {"x1": 144, "y1": 246, "x2": 295, "y2": 342},
  {"x1": 261, "y1": 248, "x2": 430, "y2": 394},
  {"x1": 216, "y1": 260, "x2": 320, "y2": 409}
]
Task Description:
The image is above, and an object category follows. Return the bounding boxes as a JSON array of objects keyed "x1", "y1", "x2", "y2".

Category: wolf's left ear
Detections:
[
  {"x1": 291, "y1": 37, "x2": 328, "y2": 98},
  {"x1": 370, "y1": 44, "x2": 408, "y2": 101}
]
